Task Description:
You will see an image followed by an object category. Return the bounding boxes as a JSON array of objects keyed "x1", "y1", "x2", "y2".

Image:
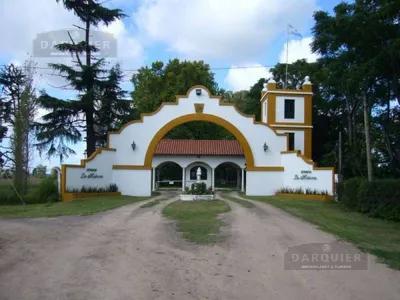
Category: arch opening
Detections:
[
  {"x1": 145, "y1": 113, "x2": 254, "y2": 169},
  {"x1": 215, "y1": 162, "x2": 242, "y2": 190},
  {"x1": 155, "y1": 161, "x2": 183, "y2": 189}
]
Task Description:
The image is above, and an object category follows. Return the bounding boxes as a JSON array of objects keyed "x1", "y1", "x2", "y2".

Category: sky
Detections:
[{"x1": 0, "y1": 0, "x2": 342, "y2": 170}]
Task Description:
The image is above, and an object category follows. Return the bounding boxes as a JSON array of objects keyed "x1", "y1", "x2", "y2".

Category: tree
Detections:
[
  {"x1": 312, "y1": 0, "x2": 400, "y2": 180},
  {"x1": 95, "y1": 65, "x2": 134, "y2": 146},
  {"x1": 35, "y1": 0, "x2": 125, "y2": 159},
  {"x1": 0, "y1": 62, "x2": 37, "y2": 194},
  {"x1": 32, "y1": 164, "x2": 47, "y2": 178},
  {"x1": 132, "y1": 59, "x2": 231, "y2": 139},
  {"x1": 132, "y1": 59, "x2": 219, "y2": 113}
]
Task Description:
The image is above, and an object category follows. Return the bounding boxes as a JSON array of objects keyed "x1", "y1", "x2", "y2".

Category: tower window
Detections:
[
  {"x1": 288, "y1": 132, "x2": 295, "y2": 151},
  {"x1": 284, "y1": 99, "x2": 295, "y2": 119}
]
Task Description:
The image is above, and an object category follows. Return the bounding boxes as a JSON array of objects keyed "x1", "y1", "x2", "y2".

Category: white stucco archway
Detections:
[{"x1": 61, "y1": 85, "x2": 334, "y2": 200}]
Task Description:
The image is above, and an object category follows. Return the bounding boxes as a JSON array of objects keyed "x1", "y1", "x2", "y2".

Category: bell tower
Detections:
[{"x1": 260, "y1": 76, "x2": 313, "y2": 159}]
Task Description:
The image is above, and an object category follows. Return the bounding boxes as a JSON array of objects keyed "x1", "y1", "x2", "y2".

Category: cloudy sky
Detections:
[{"x1": 0, "y1": 0, "x2": 341, "y2": 169}]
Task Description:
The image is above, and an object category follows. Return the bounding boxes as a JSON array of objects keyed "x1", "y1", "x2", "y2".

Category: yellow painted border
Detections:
[
  {"x1": 112, "y1": 165, "x2": 152, "y2": 170},
  {"x1": 276, "y1": 193, "x2": 333, "y2": 201},
  {"x1": 143, "y1": 113, "x2": 256, "y2": 169},
  {"x1": 106, "y1": 85, "x2": 287, "y2": 147}
]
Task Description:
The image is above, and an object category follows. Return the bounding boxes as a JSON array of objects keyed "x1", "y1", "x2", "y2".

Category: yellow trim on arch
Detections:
[
  {"x1": 106, "y1": 85, "x2": 287, "y2": 147},
  {"x1": 143, "y1": 113, "x2": 256, "y2": 169}
]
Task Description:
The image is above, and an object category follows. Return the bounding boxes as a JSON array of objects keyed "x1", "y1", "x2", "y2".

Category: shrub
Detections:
[
  {"x1": 182, "y1": 182, "x2": 213, "y2": 195},
  {"x1": 277, "y1": 187, "x2": 328, "y2": 195},
  {"x1": 339, "y1": 178, "x2": 400, "y2": 221},
  {"x1": 338, "y1": 177, "x2": 366, "y2": 210},
  {"x1": 25, "y1": 177, "x2": 59, "y2": 204},
  {"x1": 0, "y1": 177, "x2": 59, "y2": 205},
  {"x1": 0, "y1": 186, "x2": 22, "y2": 205},
  {"x1": 66, "y1": 184, "x2": 118, "y2": 193},
  {"x1": 357, "y1": 179, "x2": 400, "y2": 221}
]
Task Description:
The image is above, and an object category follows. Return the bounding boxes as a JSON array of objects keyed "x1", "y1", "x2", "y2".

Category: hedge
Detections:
[
  {"x1": 0, "y1": 177, "x2": 59, "y2": 205},
  {"x1": 338, "y1": 178, "x2": 400, "y2": 221}
]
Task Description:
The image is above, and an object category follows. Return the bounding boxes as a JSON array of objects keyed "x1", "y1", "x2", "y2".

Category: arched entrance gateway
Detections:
[{"x1": 61, "y1": 81, "x2": 335, "y2": 201}]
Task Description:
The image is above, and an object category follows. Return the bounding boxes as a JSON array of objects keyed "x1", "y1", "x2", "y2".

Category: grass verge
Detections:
[
  {"x1": 0, "y1": 195, "x2": 150, "y2": 218},
  {"x1": 243, "y1": 194, "x2": 400, "y2": 270},
  {"x1": 163, "y1": 200, "x2": 231, "y2": 244},
  {"x1": 140, "y1": 198, "x2": 163, "y2": 208}
]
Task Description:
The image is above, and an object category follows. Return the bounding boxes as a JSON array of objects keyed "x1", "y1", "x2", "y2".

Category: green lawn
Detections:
[
  {"x1": 163, "y1": 200, "x2": 231, "y2": 244},
  {"x1": 0, "y1": 195, "x2": 150, "y2": 218},
  {"x1": 243, "y1": 195, "x2": 400, "y2": 270}
]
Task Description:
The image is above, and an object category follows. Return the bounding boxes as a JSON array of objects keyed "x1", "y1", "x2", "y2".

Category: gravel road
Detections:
[{"x1": 0, "y1": 191, "x2": 399, "y2": 300}]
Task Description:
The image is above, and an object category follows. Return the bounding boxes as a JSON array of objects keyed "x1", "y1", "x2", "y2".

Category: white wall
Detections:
[
  {"x1": 65, "y1": 150, "x2": 115, "y2": 191},
  {"x1": 63, "y1": 87, "x2": 334, "y2": 197},
  {"x1": 113, "y1": 169, "x2": 152, "y2": 196},
  {"x1": 109, "y1": 87, "x2": 287, "y2": 167},
  {"x1": 276, "y1": 130, "x2": 305, "y2": 153},
  {"x1": 281, "y1": 152, "x2": 333, "y2": 195},
  {"x1": 262, "y1": 101, "x2": 267, "y2": 123},
  {"x1": 246, "y1": 171, "x2": 283, "y2": 195},
  {"x1": 276, "y1": 96, "x2": 304, "y2": 123}
]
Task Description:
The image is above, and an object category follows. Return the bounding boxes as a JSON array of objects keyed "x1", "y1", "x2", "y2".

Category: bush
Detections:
[
  {"x1": 357, "y1": 180, "x2": 400, "y2": 221},
  {"x1": 0, "y1": 186, "x2": 22, "y2": 205},
  {"x1": 183, "y1": 182, "x2": 213, "y2": 195},
  {"x1": 25, "y1": 177, "x2": 59, "y2": 204},
  {"x1": 277, "y1": 187, "x2": 328, "y2": 195},
  {"x1": 338, "y1": 177, "x2": 365, "y2": 210},
  {"x1": 66, "y1": 184, "x2": 118, "y2": 193},
  {"x1": 339, "y1": 178, "x2": 400, "y2": 221},
  {"x1": 0, "y1": 176, "x2": 59, "y2": 205}
]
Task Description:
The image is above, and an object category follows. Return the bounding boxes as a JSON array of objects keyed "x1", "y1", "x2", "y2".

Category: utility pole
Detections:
[
  {"x1": 363, "y1": 93, "x2": 373, "y2": 182},
  {"x1": 285, "y1": 25, "x2": 289, "y2": 88},
  {"x1": 338, "y1": 131, "x2": 343, "y2": 183}
]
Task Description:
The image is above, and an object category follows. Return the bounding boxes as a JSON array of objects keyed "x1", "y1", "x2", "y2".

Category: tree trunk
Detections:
[
  {"x1": 363, "y1": 93, "x2": 373, "y2": 182},
  {"x1": 85, "y1": 19, "x2": 96, "y2": 157},
  {"x1": 13, "y1": 111, "x2": 27, "y2": 195},
  {"x1": 345, "y1": 98, "x2": 353, "y2": 146}
]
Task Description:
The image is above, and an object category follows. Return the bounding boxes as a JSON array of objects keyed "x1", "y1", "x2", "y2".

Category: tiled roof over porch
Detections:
[{"x1": 155, "y1": 139, "x2": 244, "y2": 156}]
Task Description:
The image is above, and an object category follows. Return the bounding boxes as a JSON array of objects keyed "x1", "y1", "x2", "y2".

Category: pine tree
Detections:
[{"x1": 35, "y1": 0, "x2": 125, "y2": 159}]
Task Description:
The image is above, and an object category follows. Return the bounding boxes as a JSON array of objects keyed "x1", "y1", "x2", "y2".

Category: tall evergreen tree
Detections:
[
  {"x1": 36, "y1": 0, "x2": 125, "y2": 159},
  {"x1": 95, "y1": 65, "x2": 133, "y2": 147},
  {"x1": 0, "y1": 63, "x2": 36, "y2": 194}
]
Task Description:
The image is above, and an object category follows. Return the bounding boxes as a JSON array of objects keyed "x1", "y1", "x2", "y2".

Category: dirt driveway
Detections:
[{"x1": 0, "y1": 191, "x2": 399, "y2": 300}]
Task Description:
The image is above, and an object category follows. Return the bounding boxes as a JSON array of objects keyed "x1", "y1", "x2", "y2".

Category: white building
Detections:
[
  {"x1": 153, "y1": 139, "x2": 246, "y2": 191},
  {"x1": 61, "y1": 79, "x2": 334, "y2": 201}
]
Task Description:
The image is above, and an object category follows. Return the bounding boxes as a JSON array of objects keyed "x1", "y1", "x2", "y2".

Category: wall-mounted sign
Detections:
[
  {"x1": 81, "y1": 168, "x2": 104, "y2": 179},
  {"x1": 294, "y1": 170, "x2": 317, "y2": 180}
]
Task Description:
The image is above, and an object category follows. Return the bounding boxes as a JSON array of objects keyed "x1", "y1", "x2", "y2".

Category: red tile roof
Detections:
[{"x1": 155, "y1": 139, "x2": 244, "y2": 156}]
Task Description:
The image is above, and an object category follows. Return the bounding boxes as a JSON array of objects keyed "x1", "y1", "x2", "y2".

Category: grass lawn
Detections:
[
  {"x1": 0, "y1": 195, "x2": 150, "y2": 218},
  {"x1": 163, "y1": 200, "x2": 231, "y2": 244},
  {"x1": 243, "y1": 195, "x2": 400, "y2": 270}
]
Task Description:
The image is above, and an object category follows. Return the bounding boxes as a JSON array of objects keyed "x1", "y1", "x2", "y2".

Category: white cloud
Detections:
[
  {"x1": 100, "y1": 19, "x2": 143, "y2": 69},
  {"x1": 279, "y1": 36, "x2": 319, "y2": 63},
  {"x1": 225, "y1": 64, "x2": 272, "y2": 91},
  {"x1": 134, "y1": 0, "x2": 317, "y2": 62}
]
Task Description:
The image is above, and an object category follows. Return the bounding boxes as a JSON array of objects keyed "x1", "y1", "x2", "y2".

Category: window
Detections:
[
  {"x1": 288, "y1": 132, "x2": 295, "y2": 151},
  {"x1": 190, "y1": 166, "x2": 207, "y2": 180},
  {"x1": 284, "y1": 99, "x2": 295, "y2": 119}
]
